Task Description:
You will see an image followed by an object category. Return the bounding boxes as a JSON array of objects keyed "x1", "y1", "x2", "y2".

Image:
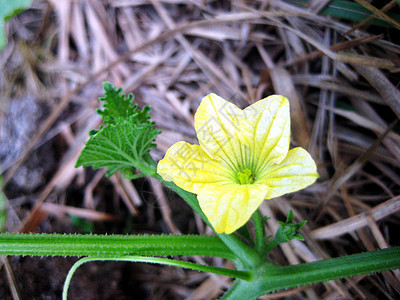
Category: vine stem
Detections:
[
  {"x1": 221, "y1": 246, "x2": 400, "y2": 299},
  {"x1": 63, "y1": 256, "x2": 252, "y2": 300},
  {"x1": 0, "y1": 233, "x2": 236, "y2": 260}
]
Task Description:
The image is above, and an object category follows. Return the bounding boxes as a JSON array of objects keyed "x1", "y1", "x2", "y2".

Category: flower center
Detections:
[{"x1": 237, "y1": 168, "x2": 255, "y2": 184}]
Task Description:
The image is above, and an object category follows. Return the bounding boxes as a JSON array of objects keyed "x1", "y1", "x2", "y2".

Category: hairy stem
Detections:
[
  {"x1": 0, "y1": 233, "x2": 236, "y2": 260},
  {"x1": 222, "y1": 246, "x2": 400, "y2": 299}
]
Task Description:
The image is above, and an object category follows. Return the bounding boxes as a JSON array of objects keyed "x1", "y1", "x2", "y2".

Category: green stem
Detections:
[
  {"x1": 63, "y1": 256, "x2": 252, "y2": 300},
  {"x1": 218, "y1": 233, "x2": 261, "y2": 269},
  {"x1": 252, "y1": 210, "x2": 264, "y2": 255},
  {"x1": 236, "y1": 225, "x2": 255, "y2": 247},
  {"x1": 222, "y1": 246, "x2": 400, "y2": 299},
  {"x1": 263, "y1": 240, "x2": 278, "y2": 256},
  {"x1": 0, "y1": 233, "x2": 236, "y2": 260}
]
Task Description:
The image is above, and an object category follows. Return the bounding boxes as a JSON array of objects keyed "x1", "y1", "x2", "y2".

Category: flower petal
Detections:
[
  {"x1": 198, "y1": 183, "x2": 269, "y2": 234},
  {"x1": 240, "y1": 95, "x2": 291, "y2": 171},
  {"x1": 157, "y1": 141, "x2": 231, "y2": 194},
  {"x1": 258, "y1": 147, "x2": 318, "y2": 199},
  {"x1": 194, "y1": 93, "x2": 247, "y2": 170}
]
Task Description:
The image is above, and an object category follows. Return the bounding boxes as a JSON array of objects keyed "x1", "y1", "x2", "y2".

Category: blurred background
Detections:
[{"x1": 0, "y1": 0, "x2": 399, "y2": 299}]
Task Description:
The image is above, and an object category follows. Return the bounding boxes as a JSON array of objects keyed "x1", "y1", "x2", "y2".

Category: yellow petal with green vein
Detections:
[
  {"x1": 194, "y1": 94, "x2": 247, "y2": 169},
  {"x1": 157, "y1": 141, "x2": 231, "y2": 194},
  {"x1": 240, "y1": 95, "x2": 290, "y2": 171},
  {"x1": 258, "y1": 147, "x2": 318, "y2": 199},
  {"x1": 198, "y1": 183, "x2": 269, "y2": 234}
]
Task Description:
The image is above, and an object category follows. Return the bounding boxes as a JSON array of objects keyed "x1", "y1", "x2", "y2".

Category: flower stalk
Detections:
[{"x1": 251, "y1": 210, "x2": 265, "y2": 256}]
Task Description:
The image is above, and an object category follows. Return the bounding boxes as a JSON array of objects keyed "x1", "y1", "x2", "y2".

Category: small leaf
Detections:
[
  {"x1": 98, "y1": 82, "x2": 152, "y2": 126},
  {"x1": 76, "y1": 83, "x2": 161, "y2": 178},
  {"x1": 298, "y1": 220, "x2": 307, "y2": 230},
  {"x1": 286, "y1": 209, "x2": 294, "y2": 223},
  {"x1": 274, "y1": 210, "x2": 307, "y2": 244},
  {"x1": 293, "y1": 233, "x2": 305, "y2": 241}
]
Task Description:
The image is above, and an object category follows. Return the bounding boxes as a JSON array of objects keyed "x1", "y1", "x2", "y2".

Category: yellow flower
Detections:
[{"x1": 157, "y1": 94, "x2": 318, "y2": 234}]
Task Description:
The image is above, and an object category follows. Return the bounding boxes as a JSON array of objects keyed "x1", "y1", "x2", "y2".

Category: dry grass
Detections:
[{"x1": 1, "y1": 0, "x2": 399, "y2": 299}]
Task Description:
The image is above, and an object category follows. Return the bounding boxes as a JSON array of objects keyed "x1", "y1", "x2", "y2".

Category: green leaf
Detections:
[
  {"x1": 76, "y1": 119, "x2": 160, "y2": 177},
  {"x1": 322, "y1": 0, "x2": 400, "y2": 28},
  {"x1": 0, "y1": 0, "x2": 33, "y2": 50},
  {"x1": 285, "y1": 0, "x2": 400, "y2": 28},
  {"x1": 98, "y1": 82, "x2": 152, "y2": 126},
  {"x1": 76, "y1": 83, "x2": 161, "y2": 178}
]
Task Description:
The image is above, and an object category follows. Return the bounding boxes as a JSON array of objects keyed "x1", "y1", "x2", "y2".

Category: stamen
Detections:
[{"x1": 237, "y1": 168, "x2": 255, "y2": 184}]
